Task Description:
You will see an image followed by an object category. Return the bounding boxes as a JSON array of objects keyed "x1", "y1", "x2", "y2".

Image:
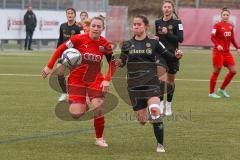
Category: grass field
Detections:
[{"x1": 0, "y1": 49, "x2": 240, "y2": 160}]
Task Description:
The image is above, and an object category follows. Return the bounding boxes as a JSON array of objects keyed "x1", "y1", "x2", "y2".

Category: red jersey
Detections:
[
  {"x1": 211, "y1": 21, "x2": 239, "y2": 52},
  {"x1": 48, "y1": 33, "x2": 114, "y2": 82}
]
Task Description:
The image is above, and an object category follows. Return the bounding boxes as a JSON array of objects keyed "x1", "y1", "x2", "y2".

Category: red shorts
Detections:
[
  {"x1": 67, "y1": 73, "x2": 104, "y2": 104},
  {"x1": 212, "y1": 50, "x2": 235, "y2": 68}
]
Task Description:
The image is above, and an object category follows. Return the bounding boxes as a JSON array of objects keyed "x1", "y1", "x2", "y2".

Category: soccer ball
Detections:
[{"x1": 61, "y1": 48, "x2": 82, "y2": 68}]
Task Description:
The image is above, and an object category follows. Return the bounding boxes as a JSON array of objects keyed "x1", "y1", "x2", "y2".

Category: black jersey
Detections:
[
  {"x1": 57, "y1": 22, "x2": 82, "y2": 47},
  {"x1": 120, "y1": 36, "x2": 178, "y2": 88},
  {"x1": 155, "y1": 17, "x2": 183, "y2": 53},
  {"x1": 120, "y1": 36, "x2": 178, "y2": 67}
]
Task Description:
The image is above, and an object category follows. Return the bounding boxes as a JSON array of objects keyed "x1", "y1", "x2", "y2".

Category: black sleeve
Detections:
[
  {"x1": 105, "y1": 54, "x2": 112, "y2": 62},
  {"x1": 155, "y1": 20, "x2": 158, "y2": 36},
  {"x1": 79, "y1": 26, "x2": 83, "y2": 34},
  {"x1": 119, "y1": 41, "x2": 130, "y2": 67},
  {"x1": 76, "y1": 25, "x2": 82, "y2": 34},
  {"x1": 57, "y1": 25, "x2": 63, "y2": 47},
  {"x1": 34, "y1": 13, "x2": 37, "y2": 28},
  {"x1": 156, "y1": 41, "x2": 178, "y2": 62},
  {"x1": 24, "y1": 13, "x2": 27, "y2": 25},
  {"x1": 166, "y1": 20, "x2": 184, "y2": 43}
]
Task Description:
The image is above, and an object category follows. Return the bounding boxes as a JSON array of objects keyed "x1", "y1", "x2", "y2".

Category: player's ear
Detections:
[{"x1": 145, "y1": 24, "x2": 149, "y2": 31}]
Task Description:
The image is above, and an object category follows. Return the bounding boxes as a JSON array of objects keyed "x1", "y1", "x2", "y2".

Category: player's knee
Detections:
[
  {"x1": 91, "y1": 98, "x2": 104, "y2": 109},
  {"x1": 69, "y1": 104, "x2": 86, "y2": 119},
  {"x1": 134, "y1": 110, "x2": 148, "y2": 125},
  {"x1": 94, "y1": 106, "x2": 104, "y2": 117},
  {"x1": 148, "y1": 97, "x2": 160, "y2": 105},
  {"x1": 148, "y1": 104, "x2": 162, "y2": 122},
  {"x1": 213, "y1": 68, "x2": 221, "y2": 74},
  {"x1": 71, "y1": 113, "x2": 82, "y2": 119},
  {"x1": 167, "y1": 80, "x2": 175, "y2": 85},
  {"x1": 138, "y1": 116, "x2": 148, "y2": 125}
]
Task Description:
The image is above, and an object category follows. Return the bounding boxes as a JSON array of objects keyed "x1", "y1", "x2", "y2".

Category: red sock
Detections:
[
  {"x1": 210, "y1": 72, "x2": 219, "y2": 93},
  {"x1": 220, "y1": 72, "x2": 236, "y2": 90},
  {"x1": 94, "y1": 116, "x2": 105, "y2": 138}
]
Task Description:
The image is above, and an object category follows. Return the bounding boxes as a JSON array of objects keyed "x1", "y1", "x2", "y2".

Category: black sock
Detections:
[
  {"x1": 159, "y1": 81, "x2": 166, "y2": 101},
  {"x1": 152, "y1": 122, "x2": 164, "y2": 145},
  {"x1": 167, "y1": 84, "x2": 175, "y2": 102},
  {"x1": 58, "y1": 75, "x2": 67, "y2": 93}
]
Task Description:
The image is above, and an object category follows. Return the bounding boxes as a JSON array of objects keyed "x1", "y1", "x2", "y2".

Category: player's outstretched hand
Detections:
[
  {"x1": 175, "y1": 49, "x2": 183, "y2": 59},
  {"x1": 100, "y1": 80, "x2": 110, "y2": 93},
  {"x1": 236, "y1": 49, "x2": 240, "y2": 56},
  {"x1": 41, "y1": 66, "x2": 52, "y2": 79},
  {"x1": 152, "y1": 36, "x2": 159, "y2": 41}
]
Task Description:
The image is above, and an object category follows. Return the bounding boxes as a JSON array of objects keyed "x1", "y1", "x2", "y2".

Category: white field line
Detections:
[{"x1": 0, "y1": 73, "x2": 240, "y2": 83}]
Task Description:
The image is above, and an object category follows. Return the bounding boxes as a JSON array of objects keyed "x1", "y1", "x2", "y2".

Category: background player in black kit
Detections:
[
  {"x1": 116, "y1": 15, "x2": 182, "y2": 153},
  {"x1": 154, "y1": 0, "x2": 184, "y2": 116},
  {"x1": 57, "y1": 8, "x2": 82, "y2": 101}
]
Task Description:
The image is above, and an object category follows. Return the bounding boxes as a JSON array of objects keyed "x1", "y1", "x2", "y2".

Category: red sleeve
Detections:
[
  {"x1": 47, "y1": 35, "x2": 81, "y2": 69},
  {"x1": 211, "y1": 23, "x2": 220, "y2": 47},
  {"x1": 102, "y1": 39, "x2": 117, "y2": 81},
  {"x1": 231, "y1": 27, "x2": 239, "y2": 49}
]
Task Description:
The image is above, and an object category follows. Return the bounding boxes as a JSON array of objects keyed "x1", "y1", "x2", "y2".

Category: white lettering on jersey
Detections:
[
  {"x1": 66, "y1": 40, "x2": 74, "y2": 48},
  {"x1": 224, "y1": 32, "x2": 231, "y2": 37},
  {"x1": 83, "y1": 53, "x2": 102, "y2": 62},
  {"x1": 178, "y1": 24, "x2": 183, "y2": 30}
]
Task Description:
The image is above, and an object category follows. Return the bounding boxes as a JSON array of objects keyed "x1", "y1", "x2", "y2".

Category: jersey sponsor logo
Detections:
[
  {"x1": 83, "y1": 53, "x2": 102, "y2": 62},
  {"x1": 212, "y1": 29, "x2": 216, "y2": 34},
  {"x1": 71, "y1": 30, "x2": 76, "y2": 35},
  {"x1": 224, "y1": 32, "x2": 231, "y2": 37},
  {"x1": 146, "y1": 43, "x2": 151, "y2": 48},
  {"x1": 99, "y1": 46, "x2": 105, "y2": 52},
  {"x1": 178, "y1": 24, "x2": 183, "y2": 30},
  {"x1": 146, "y1": 48, "x2": 153, "y2": 55},
  {"x1": 129, "y1": 49, "x2": 145, "y2": 54},
  {"x1": 66, "y1": 40, "x2": 74, "y2": 48}
]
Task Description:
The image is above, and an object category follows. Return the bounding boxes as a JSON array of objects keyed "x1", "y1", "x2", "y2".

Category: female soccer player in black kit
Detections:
[
  {"x1": 116, "y1": 15, "x2": 183, "y2": 153},
  {"x1": 154, "y1": 0, "x2": 184, "y2": 116},
  {"x1": 57, "y1": 8, "x2": 82, "y2": 101}
]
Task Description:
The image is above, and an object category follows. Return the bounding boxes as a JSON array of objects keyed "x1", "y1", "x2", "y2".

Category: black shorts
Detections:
[
  {"x1": 127, "y1": 62, "x2": 160, "y2": 111},
  {"x1": 128, "y1": 83, "x2": 160, "y2": 111},
  {"x1": 159, "y1": 56, "x2": 179, "y2": 74}
]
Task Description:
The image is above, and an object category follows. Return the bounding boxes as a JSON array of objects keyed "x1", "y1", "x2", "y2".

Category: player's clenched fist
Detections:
[{"x1": 41, "y1": 66, "x2": 52, "y2": 79}]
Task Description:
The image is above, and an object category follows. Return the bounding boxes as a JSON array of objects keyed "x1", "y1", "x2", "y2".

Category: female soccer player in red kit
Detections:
[
  {"x1": 209, "y1": 7, "x2": 240, "y2": 98},
  {"x1": 41, "y1": 17, "x2": 115, "y2": 147}
]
